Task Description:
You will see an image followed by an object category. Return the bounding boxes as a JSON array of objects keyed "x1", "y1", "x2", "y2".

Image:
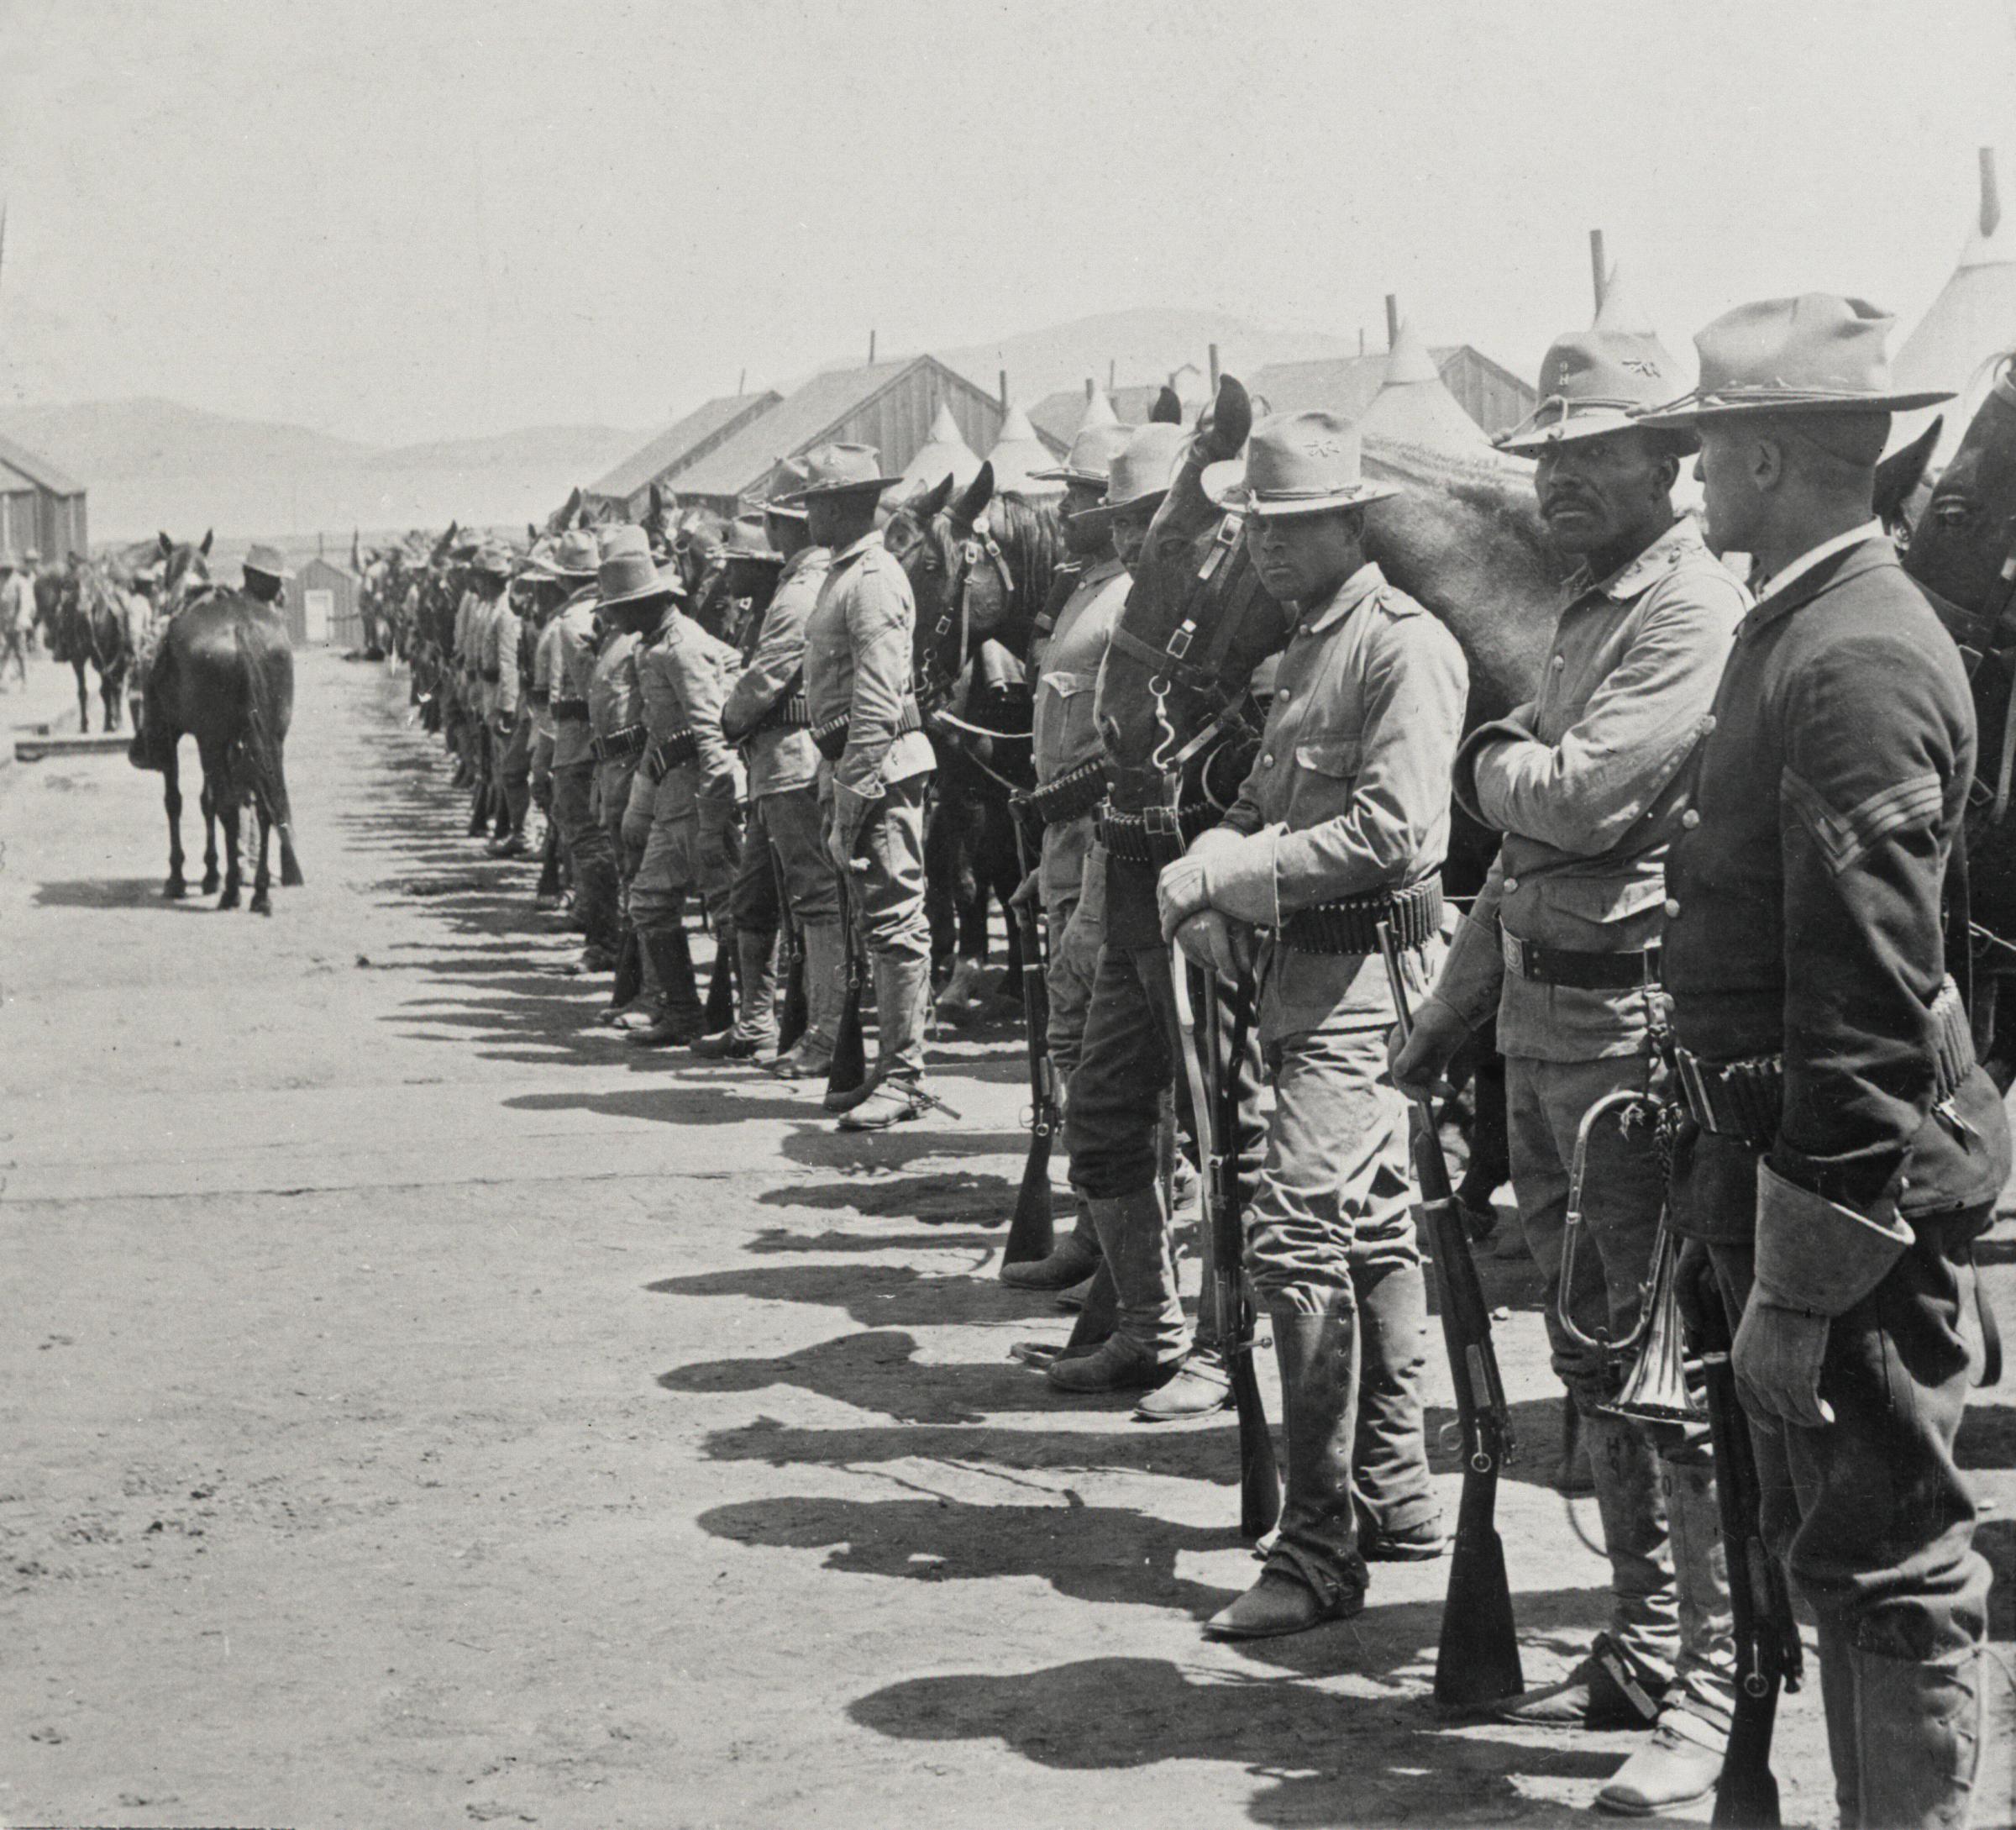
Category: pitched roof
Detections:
[
  {"x1": 1893, "y1": 149, "x2": 2016, "y2": 465},
  {"x1": 672, "y1": 359, "x2": 935, "y2": 501},
  {"x1": 588, "y1": 391, "x2": 783, "y2": 500},
  {"x1": 0, "y1": 430, "x2": 84, "y2": 497}
]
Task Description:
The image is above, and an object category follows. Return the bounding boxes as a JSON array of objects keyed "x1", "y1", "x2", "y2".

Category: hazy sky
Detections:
[{"x1": 5, "y1": 0, "x2": 2016, "y2": 446}]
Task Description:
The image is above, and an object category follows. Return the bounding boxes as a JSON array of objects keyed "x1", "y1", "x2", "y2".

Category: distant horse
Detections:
[
  {"x1": 54, "y1": 560, "x2": 134, "y2": 732},
  {"x1": 129, "y1": 531, "x2": 302, "y2": 912},
  {"x1": 885, "y1": 464, "x2": 1066, "y2": 1015}
]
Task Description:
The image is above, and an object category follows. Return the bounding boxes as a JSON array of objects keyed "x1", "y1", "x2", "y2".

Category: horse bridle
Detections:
[
  {"x1": 894, "y1": 509, "x2": 1017, "y2": 707},
  {"x1": 1108, "y1": 510, "x2": 1273, "y2": 776}
]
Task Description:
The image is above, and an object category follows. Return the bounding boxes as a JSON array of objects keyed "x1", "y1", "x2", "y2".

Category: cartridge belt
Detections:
[
  {"x1": 811, "y1": 699, "x2": 922, "y2": 761},
  {"x1": 1097, "y1": 800, "x2": 1216, "y2": 868},
  {"x1": 748, "y1": 692, "x2": 813, "y2": 735},
  {"x1": 591, "y1": 723, "x2": 648, "y2": 765},
  {"x1": 480, "y1": 666, "x2": 501, "y2": 683},
  {"x1": 1504, "y1": 933, "x2": 1662, "y2": 991},
  {"x1": 1014, "y1": 759, "x2": 1109, "y2": 829},
  {"x1": 1279, "y1": 880, "x2": 1444, "y2": 955},
  {"x1": 647, "y1": 727, "x2": 699, "y2": 777},
  {"x1": 528, "y1": 686, "x2": 551, "y2": 707},
  {"x1": 552, "y1": 696, "x2": 591, "y2": 723},
  {"x1": 1677, "y1": 978, "x2": 1974, "y2": 1145}
]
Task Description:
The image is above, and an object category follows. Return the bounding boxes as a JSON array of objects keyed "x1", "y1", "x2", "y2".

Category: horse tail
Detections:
[{"x1": 233, "y1": 618, "x2": 305, "y2": 886}]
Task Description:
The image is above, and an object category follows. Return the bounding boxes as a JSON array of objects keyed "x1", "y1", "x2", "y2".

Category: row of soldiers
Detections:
[{"x1": 417, "y1": 289, "x2": 2003, "y2": 1827}]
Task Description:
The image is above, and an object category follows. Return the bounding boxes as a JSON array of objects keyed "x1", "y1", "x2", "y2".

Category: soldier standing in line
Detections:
[
  {"x1": 460, "y1": 544, "x2": 512, "y2": 837},
  {"x1": 475, "y1": 545, "x2": 525, "y2": 855},
  {"x1": 1641, "y1": 297, "x2": 2009, "y2": 1829},
  {"x1": 523, "y1": 537, "x2": 596, "y2": 903},
  {"x1": 789, "y1": 444, "x2": 937, "y2": 1130},
  {"x1": 1391, "y1": 297, "x2": 1745, "y2": 1812},
  {"x1": 995, "y1": 418, "x2": 1134, "y2": 1288},
  {"x1": 587, "y1": 527, "x2": 662, "y2": 1018},
  {"x1": 487, "y1": 551, "x2": 541, "y2": 860},
  {"x1": 546, "y1": 535, "x2": 622, "y2": 974},
  {"x1": 722, "y1": 465, "x2": 844, "y2": 1076},
  {"x1": 1158, "y1": 412, "x2": 1462, "y2": 1637}
]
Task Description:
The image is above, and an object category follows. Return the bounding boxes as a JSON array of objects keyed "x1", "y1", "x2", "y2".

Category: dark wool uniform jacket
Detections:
[{"x1": 1666, "y1": 536, "x2": 2010, "y2": 1253}]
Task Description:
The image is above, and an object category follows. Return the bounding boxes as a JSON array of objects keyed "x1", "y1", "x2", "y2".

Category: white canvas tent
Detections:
[
  {"x1": 985, "y1": 404, "x2": 1063, "y2": 497},
  {"x1": 1359, "y1": 318, "x2": 1503, "y2": 460}
]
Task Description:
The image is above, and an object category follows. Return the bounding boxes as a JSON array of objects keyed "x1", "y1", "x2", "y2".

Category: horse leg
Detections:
[
  {"x1": 73, "y1": 658, "x2": 89, "y2": 732},
  {"x1": 249, "y1": 801, "x2": 274, "y2": 916},
  {"x1": 162, "y1": 743, "x2": 186, "y2": 899},
  {"x1": 205, "y1": 744, "x2": 242, "y2": 909},
  {"x1": 200, "y1": 781, "x2": 220, "y2": 895},
  {"x1": 102, "y1": 669, "x2": 120, "y2": 732}
]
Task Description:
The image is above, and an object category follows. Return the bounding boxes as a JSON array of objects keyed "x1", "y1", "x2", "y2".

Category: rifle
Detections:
[
  {"x1": 825, "y1": 870, "x2": 868, "y2": 1102},
  {"x1": 1170, "y1": 954, "x2": 1280, "y2": 1540},
  {"x1": 769, "y1": 839, "x2": 808, "y2": 1055},
  {"x1": 704, "y1": 921, "x2": 738, "y2": 1033},
  {"x1": 1696, "y1": 1276, "x2": 1801, "y2": 1827},
  {"x1": 1378, "y1": 920, "x2": 1524, "y2": 1712},
  {"x1": 1001, "y1": 806, "x2": 1057, "y2": 1267}
]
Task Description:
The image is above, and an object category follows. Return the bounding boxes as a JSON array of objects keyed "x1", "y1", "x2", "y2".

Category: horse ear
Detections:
[
  {"x1": 1876, "y1": 416, "x2": 1941, "y2": 525},
  {"x1": 1194, "y1": 375, "x2": 1251, "y2": 464},
  {"x1": 917, "y1": 473, "x2": 955, "y2": 522},
  {"x1": 649, "y1": 482, "x2": 664, "y2": 521},
  {"x1": 952, "y1": 462, "x2": 995, "y2": 531},
  {"x1": 158, "y1": 532, "x2": 172, "y2": 558},
  {"x1": 1152, "y1": 387, "x2": 1183, "y2": 424},
  {"x1": 201, "y1": 529, "x2": 214, "y2": 557}
]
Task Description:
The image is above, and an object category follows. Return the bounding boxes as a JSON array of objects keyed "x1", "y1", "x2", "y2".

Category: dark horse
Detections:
[
  {"x1": 1097, "y1": 375, "x2": 1569, "y2": 1215},
  {"x1": 54, "y1": 560, "x2": 133, "y2": 732},
  {"x1": 129, "y1": 532, "x2": 303, "y2": 913},
  {"x1": 885, "y1": 463, "x2": 1066, "y2": 1018},
  {"x1": 1888, "y1": 374, "x2": 2016, "y2": 1085}
]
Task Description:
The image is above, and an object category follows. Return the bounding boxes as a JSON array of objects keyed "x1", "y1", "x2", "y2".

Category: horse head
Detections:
[
  {"x1": 156, "y1": 528, "x2": 213, "y2": 614},
  {"x1": 1902, "y1": 372, "x2": 2016, "y2": 626},
  {"x1": 1095, "y1": 374, "x2": 1286, "y2": 807}
]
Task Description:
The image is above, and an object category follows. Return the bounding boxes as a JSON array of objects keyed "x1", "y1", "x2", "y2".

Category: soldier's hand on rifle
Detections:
[
  {"x1": 1157, "y1": 854, "x2": 1210, "y2": 941},
  {"x1": 1388, "y1": 995, "x2": 1468, "y2": 1098},
  {"x1": 1009, "y1": 866, "x2": 1040, "y2": 911},
  {"x1": 1175, "y1": 909, "x2": 1252, "y2": 982},
  {"x1": 1732, "y1": 1296, "x2": 1834, "y2": 1429}
]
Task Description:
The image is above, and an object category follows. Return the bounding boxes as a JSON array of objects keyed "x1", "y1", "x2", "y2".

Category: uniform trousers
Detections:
[
  {"x1": 549, "y1": 758, "x2": 617, "y2": 951},
  {"x1": 627, "y1": 768, "x2": 698, "y2": 938},
  {"x1": 822, "y1": 770, "x2": 932, "y2": 1080},
  {"x1": 1037, "y1": 814, "x2": 1105, "y2": 1089}
]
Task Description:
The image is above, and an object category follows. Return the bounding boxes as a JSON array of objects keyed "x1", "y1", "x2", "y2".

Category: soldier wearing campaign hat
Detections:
[
  {"x1": 1643, "y1": 296, "x2": 2008, "y2": 1827},
  {"x1": 1156, "y1": 411, "x2": 1460, "y2": 1638},
  {"x1": 546, "y1": 532, "x2": 622, "y2": 965},
  {"x1": 1393, "y1": 282, "x2": 1746, "y2": 1811},
  {"x1": 788, "y1": 444, "x2": 939, "y2": 1129},
  {"x1": 995, "y1": 418, "x2": 1138, "y2": 1290},
  {"x1": 525, "y1": 531, "x2": 601, "y2": 897}
]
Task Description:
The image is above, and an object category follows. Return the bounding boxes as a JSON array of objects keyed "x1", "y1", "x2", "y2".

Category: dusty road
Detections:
[{"x1": 2, "y1": 648, "x2": 2011, "y2": 1829}]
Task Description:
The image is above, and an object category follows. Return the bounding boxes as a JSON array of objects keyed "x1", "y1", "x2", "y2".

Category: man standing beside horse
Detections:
[
  {"x1": 1641, "y1": 296, "x2": 2008, "y2": 1829},
  {"x1": 1391, "y1": 301, "x2": 1746, "y2": 1812},
  {"x1": 0, "y1": 552, "x2": 29, "y2": 688}
]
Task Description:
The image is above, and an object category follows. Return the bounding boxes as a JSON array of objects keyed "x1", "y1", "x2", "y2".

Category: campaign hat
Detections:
[
  {"x1": 1032, "y1": 421, "x2": 1134, "y2": 487},
  {"x1": 1202, "y1": 411, "x2": 1399, "y2": 518},
  {"x1": 1069, "y1": 423, "x2": 1189, "y2": 525},
  {"x1": 531, "y1": 529, "x2": 601, "y2": 580},
  {"x1": 243, "y1": 543, "x2": 295, "y2": 581},
  {"x1": 595, "y1": 524, "x2": 685, "y2": 611},
  {"x1": 1498, "y1": 274, "x2": 1698, "y2": 455},
  {"x1": 775, "y1": 443, "x2": 903, "y2": 504}
]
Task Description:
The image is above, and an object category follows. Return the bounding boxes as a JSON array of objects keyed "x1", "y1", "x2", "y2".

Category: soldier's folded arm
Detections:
[
  {"x1": 1765, "y1": 634, "x2": 1957, "y2": 1301},
  {"x1": 673, "y1": 640, "x2": 738, "y2": 802},
  {"x1": 1203, "y1": 618, "x2": 1467, "y2": 925},
  {"x1": 1464, "y1": 581, "x2": 1744, "y2": 855},
  {"x1": 834, "y1": 592, "x2": 911, "y2": 811}
]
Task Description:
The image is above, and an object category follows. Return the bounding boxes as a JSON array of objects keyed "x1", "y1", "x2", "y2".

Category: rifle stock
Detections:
[
  {"x1": 1379, "y1": 922, "x2": 1524, "y2": 1712},
  {"x1": 1698, "y1": 1288, "x2": 1800, "y2": 1828},
  {"x1": 704, "y1": 928, "x2": 737, "y2": 1032},
  {"x1": 1003, "y1": 812, "x2": 1057, "y2": 1265},
  {"x1": 825, "y1": 880, "x2": 868, "y2": 1099},
  {"x1": 765, "y1": 839, "x2": 807, "y2": 1055},
  {"x1": 1171, "y1": 954, "x2": 1280, "y2": 1540}
]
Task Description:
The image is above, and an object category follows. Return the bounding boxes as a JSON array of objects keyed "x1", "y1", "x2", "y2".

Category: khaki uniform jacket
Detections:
[
  {"x1": 1433, "y1": 518, "x2": 1746, "y2": 1061},
  {"x1": 1203, "y1": 561, "x2": 1467, "y2": 1040},
  {"x1": 588, "y1": 627, "x2": 643, "y2": 745},
  {"x1": 549, "y1": 593, "x2": 601, "y2": 770},
  {"x1": 722, "y1": 546, "x2": 828, "y2": 800},
  {"x1": 530, "y1": 615, "x2": 563, "y2": 741},
  {"x1": 478, "y1": 594, "x2": 522, "y2": 722},
  {"x1": 804, "y1": 531, "x2": 932, "y2": 831},
  {"x1": 638, "y1": 610, "x2": 740, "y2": 823},
  {"x1": 1032, "y1": 556, "x2": 1127, "y2": 786}
]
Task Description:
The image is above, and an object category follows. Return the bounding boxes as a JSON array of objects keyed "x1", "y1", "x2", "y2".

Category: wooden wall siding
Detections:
[{"x1": 0, "y1": 490, "x2": 89, "y2": 561}]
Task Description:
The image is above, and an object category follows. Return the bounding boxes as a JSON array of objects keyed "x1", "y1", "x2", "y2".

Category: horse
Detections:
[
  {"x1": 885, "y1": 464, "x2": 1067, "y2": 1018},
  {"x1": 53, "y1": 559, "x2": 134, "y2": 733},
  {"x1": 1096, "y1": 374, "x2": 1570, "y2": 1218},
  {"x1": 129, "y1": 531, "x2": 303, "y2": 913},
  {"x1": 1884, "y1": 371, "x2": 2016, "y2": 1084}
]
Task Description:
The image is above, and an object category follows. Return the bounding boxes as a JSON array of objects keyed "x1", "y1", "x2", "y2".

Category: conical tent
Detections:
[
  {"x1": 1358, "y1": 318, "x2": 1498, "y2": 459},
  {"x1": 1893, "y1": 148, "x2": 2016, "y2": 465},
  {"x1": 986, "y1": 404, "x2": 1063, "y2": 497},
  {"x1": 1076, "y1": 390, "x2": 1120, "y2": 434},
  {"x1": 892, "y1": 403, "x2": 981, "y2": 498}
]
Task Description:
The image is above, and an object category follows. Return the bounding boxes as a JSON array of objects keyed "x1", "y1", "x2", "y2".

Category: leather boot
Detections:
[
  {"x1": 1595, "y1": 1454, "x2": 1735, "y2": 1814},
  {"x1": 1000, "y1": 1211, "x2": 1100, "y2": 1291},
  {"x1": 693, "y1": 927, "x2": 780, "y2": 1059},
  {"x1": 1047, "y1": 1187, "x2": 1188, "y2": 1394},
  {"x1": 1206, "y1": 1305, "x2": 1367, "y2": 1638},
  {"x1": 612, "y1": 930, "x2": 664, "y2": 1028},
  {"x1": 1349, "y1": 1238, "x2": 1444, "y2": 1559},
  {"x1": 628, "y1": 928, "x2": 706, "y2": 1046},
  {"x1": 1849, "y1": 1646, "x2": 1983, "y2": 1830},
  {"x1": 1134, "y1": 1341, "x2": 1230, "y2": 1419},
  {"x1": 1053, "y1": 1261, "x2": 1117, "y2": 1359},
  {"x1": 1496, "y1": 1406, "x2": 1676, "y2": 1726},
  {"x1": 832, "y1": 950, "x2": 932, "y2": 1125},
  {"x1": 768, "y1": 919, "x2": 844, "y2": 1080}
]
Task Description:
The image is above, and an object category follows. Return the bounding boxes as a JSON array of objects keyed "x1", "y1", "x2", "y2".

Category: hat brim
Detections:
[
  {"x1": 722, "y1": 548, "x2": 785, "y2": 567},
  {"x1": 1636, "y1": 387, "x2": 1954, "y2": 429},
  {"x1": 244, "y1": 563, "x2": 296, "y2": 581},
  {"x1": 775, "y1": 475, "x2": 904, "y2": 507},
  {"x1": 597, "y1": 573, "x2": 685, "y2": 611},
  {"x1": 1200, "y1": 458, "x2": 1398, "y2": 516},
  {"x1": 1495, "y1": 405, "x2": 1695, "y2": 456},
  {"x1": 1033, "y1": 465, "x2": 1111, "y2": 487},
  {"x1": 1068, "y1": 483, "x2": 1171, "y2": 528}
]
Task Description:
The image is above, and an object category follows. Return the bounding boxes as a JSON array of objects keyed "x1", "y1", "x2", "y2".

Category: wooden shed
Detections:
[
  {"x1": 579, "y1": 389, "x2": 785, "y2": 522},
  {"x1": 669, "y1": 357, "x2": 1029, "y2": 518},
  {"x1": 0, "y1": 431, "x2": 88, "y2": 561},
  {"x1": 284, "y1": 555, "x2": 361, "y2": 648}
]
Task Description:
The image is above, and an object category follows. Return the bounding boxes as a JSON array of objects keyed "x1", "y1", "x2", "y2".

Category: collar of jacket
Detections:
[
  {"x1": 781, "y1": 546, "x2": 832, "y2": 583},
  {"x1": 1738, "y1": 534, "x2": 1896, "y2": 641},
  {"x1": 1077, "y1": 555, "x2": 1124, "y2": 589},
  {"x1": 1569, "y1": 516, "x2": 1706, "y2": 607},
  {"x1": 1300, "y1": 560, "x2": 1389, "y2": 636},
  {"x1": 831, "y1": 530, "x2": 883, "y2": 571}
]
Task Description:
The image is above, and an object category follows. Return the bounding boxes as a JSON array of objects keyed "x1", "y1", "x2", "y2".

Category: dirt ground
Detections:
[{"x1": 2, "y1": 648, "x2": 2011, "y2": 1829}]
